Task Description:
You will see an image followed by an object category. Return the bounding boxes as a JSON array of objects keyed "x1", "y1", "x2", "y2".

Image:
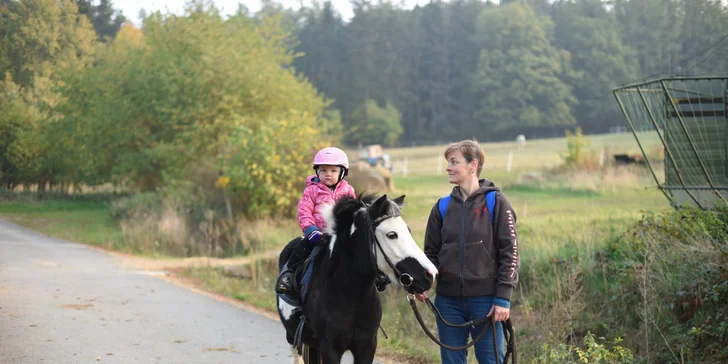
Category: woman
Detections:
[{"x1": 416, "y1": 139, "x2": 520, "y2": 364}]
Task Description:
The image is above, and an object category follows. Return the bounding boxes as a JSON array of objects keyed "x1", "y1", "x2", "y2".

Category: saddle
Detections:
[{"x1": 278, "y1": 244, "x2": 323, "y2": 308}]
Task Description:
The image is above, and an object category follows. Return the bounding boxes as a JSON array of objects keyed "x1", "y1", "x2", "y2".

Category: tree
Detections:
[
  {"x1": 346, "y1": 99, "x2": 403, "y2": 147},
  {"x1": 676, "y1": 0, "x2": 728, "y2": 76},
  {"x1": 54, "y1": 5, "x2": 332, "y2": 200},
  {"x1": 0, "y1": 0, "x2": 96, "y2": 188},
  {"x1": 441, "y1": 0, "x2": 491, "y2": 142},
  {"x1": 614, "y1": 0, "x2": 682, "y2": 78},
  {"x1": 3, "y1": 0, "x2": 95, "y2": 88},
  {"x1": 90, "y1": 0, "x2": 127, "y2": 41},
  {"x1": 551, "y1": 0, "x2": 639, "y2": 133},
  {"x1": 0, "y1": 74, "x2": 41, "y2": 188},
  {"x1": 471, "y1": 2, "x2": 578, "y2": 137},
  {"x1": 293, "y1": 2, "x2": 348, "y2": 107},
  {"x1": 412, "y1": 1, "x2": 451, "y2": 143}
]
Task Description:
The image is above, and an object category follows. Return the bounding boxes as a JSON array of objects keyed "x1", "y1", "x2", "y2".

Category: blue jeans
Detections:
[{"x1": 434, "y1": 295, "x2": 505, "y2": 364}]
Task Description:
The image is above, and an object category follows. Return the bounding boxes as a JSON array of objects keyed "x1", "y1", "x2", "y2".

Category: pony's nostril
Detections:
[
  {"x1": 399, "y1": 273, "x2": 413, "y2": 287},
  {"x1": 424, "y1": 268, "x2": 436, "y2": 282}
]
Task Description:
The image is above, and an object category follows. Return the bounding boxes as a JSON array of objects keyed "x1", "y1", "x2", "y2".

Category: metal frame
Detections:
[
  {"x1": 612, "y1": 76, "x2": 728, "y2": 92},
  {"x1": 612, "y1": 76, "x2": 728, "y2": 210}
]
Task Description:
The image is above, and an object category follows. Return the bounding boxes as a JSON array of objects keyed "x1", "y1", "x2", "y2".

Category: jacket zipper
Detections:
[{"x1": 458, "y1": 199, "x2": 466, "y2": 296}]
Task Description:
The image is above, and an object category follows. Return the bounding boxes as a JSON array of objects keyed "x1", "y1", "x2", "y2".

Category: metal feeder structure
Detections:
[{"x1": 613, "y1": 76, "x2": 728, "y2": 210}]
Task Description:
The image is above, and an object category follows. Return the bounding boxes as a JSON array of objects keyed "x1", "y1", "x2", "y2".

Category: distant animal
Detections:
[
  {"x1": 613, "y1": 154, "x2": 646, "y2": 165},
  {"x1": 516, "y1": 134, "x2": 526, "y2": 148}
]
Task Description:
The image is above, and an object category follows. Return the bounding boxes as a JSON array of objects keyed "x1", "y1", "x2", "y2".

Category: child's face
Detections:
[{"x1": 317, "y1": 165, "x2": 341, "y2": 187}]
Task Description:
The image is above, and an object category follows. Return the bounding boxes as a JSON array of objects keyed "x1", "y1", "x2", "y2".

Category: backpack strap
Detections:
[
  {"x1": 438, "y1": 195, "x2": 451, "y2": 221},
  {"x1": 438, "y1": 191, "x2": 497, "y2": 225},
  {"x1": 485, "y1": 190, "x2": 497, "y2": 226}
]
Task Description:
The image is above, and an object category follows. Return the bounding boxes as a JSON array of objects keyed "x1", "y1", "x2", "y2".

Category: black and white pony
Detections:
[{"x1": 277, "y1": 194, "x2": 438, "y2": 364}]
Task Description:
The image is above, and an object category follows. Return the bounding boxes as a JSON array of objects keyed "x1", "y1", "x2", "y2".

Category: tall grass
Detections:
[
  {"x1": 115, "y1": 199, "x2": 301, "y2": 257},
  {"x1": 179, "y1": 161, "x2": 676, "y2": 362}
]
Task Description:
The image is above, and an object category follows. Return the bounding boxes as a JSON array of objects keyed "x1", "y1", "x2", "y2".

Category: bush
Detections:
[
  {"x1": 220, "y1": 117, "x2": 330, "y2": 219},
  {"x1": 594, "y1": 205, "x2": 728, "y2": 362},
  {"x1": 534, "y1": 332, "x2": 634, "y2": 364},
  {"x1": 561, "y1": 126, "x2": 589, "y2": 166},
  {"x1": 345, "y1": 99, "x2": 403, "y2": 147},
  {"x1": 520, "y1": 204, "x2": 728, "y2": 363}
]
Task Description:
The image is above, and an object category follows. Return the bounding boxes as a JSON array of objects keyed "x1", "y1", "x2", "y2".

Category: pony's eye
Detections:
[{"x1": 386, "y1": 232, "x2": 398, "y2": 240}]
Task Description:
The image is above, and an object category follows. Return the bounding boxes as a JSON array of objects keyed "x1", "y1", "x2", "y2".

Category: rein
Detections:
[{"x1": 407, "y1": 295, "x2": 517, "y2": 363}]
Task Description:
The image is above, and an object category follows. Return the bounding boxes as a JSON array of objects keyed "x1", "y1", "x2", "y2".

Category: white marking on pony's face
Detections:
[
  {"x1": 278, "y1": 297, "x2": 297, "y2": 321},
  {"x1": 328, "y1": 234, "x2": 337, "y2": 257},
  {"x1": 290, "y1": 345, "x2": 303, "y2": 364},
  {"x1": 350, "y1": 224, "x2": 356, "y2": 236},
  {"x1": 373, "y1": 216, "x2": 437, "y2": 282},
  {"x1": 321, "y1": 203, "x2": 335, "y2": 235}
]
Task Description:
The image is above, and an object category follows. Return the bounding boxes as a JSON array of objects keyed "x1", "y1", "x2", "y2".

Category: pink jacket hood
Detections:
[{"x1": 297, "y1": 175, "x2": 356, "y2": 234}]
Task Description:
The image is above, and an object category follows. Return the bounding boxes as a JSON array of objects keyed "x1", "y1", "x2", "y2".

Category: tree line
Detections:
[
  {"x1": 1, "y1": 0, "x2": 727, "y2": 217},
  {"x1": 275, "y1": 0, "x2": 728, "y2": 145}
]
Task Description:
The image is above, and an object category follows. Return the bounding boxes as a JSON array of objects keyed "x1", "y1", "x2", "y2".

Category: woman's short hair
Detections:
[{"x1": 444, "y1": 139, "x2": 486, "y2": 177}]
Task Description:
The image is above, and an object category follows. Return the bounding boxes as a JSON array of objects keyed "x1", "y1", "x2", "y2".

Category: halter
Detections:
[{"x1": 365, "y1": 209, "x2": 416, "y2": 292}]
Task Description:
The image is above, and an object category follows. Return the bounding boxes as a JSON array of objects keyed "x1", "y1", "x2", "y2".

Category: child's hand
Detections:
[{"x1": 307, "y1": 229, "x2": 323, "y2": 244}]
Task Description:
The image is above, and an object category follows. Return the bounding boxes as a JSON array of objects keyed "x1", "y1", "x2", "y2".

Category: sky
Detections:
[
  {"x1": 111, "y1": 0, "x2": 728, "y2": 28},
  {"x1": 113, "y1": 0, "x2": 432, "y2": 26}
]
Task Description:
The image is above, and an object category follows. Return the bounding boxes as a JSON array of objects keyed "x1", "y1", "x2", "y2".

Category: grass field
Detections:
[
  {"x1": 0, "y1": 197, "x2": 125, "y2": 250},
  {"x1": 178, "y1": 132, "x2": 673, "y2": 362},
  {"x1": 0, "y1": 131, "x2": 675, "y2": 363}
]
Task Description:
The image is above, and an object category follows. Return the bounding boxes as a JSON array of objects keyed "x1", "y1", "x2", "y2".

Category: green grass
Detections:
[
  {"x1": 376, "y1": 130, "x2": 664, "y2": 179},
  {"x1": 185, "y1": 135, "x2": 669, "y2": 362},
  {"x1": 0, "y1": 132, "x2": 679, "y2": 363},
  {"x1": 0, "y1": 199, "x2": 125, "y2": 250},
  {"x1": 182, "y1": 261, "x2": 280, "y2": 312}
]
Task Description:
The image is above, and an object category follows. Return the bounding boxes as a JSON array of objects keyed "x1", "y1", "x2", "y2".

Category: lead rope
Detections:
[{"x1": 407, "y1": 295, "x2": 517, "y2": 363}]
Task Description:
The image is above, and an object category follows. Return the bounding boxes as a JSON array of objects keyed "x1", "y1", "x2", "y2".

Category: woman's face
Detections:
[{"x1": 445, "y1": 150, "x2": 476, "y2": 185}]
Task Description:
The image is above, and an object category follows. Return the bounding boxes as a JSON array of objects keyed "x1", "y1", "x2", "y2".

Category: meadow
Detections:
[
  {"x1": 2, "y1": 131, "x2": 695, "y2": 363},
  {"x1": 179, "y1": 132, "x2": 674, "y2": 363}
]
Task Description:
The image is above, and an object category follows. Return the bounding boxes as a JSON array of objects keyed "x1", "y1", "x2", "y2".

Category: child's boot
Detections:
[{"x1": 275, "y1": 265, "x2": 297, "y2": 295}]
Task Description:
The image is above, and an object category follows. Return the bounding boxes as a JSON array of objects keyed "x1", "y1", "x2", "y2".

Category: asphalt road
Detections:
[{"x1": 0, "y1": 220, "x2": 371, "y2": 364}]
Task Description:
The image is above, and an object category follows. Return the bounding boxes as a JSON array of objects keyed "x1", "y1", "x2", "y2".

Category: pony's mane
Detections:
[{"x1": 329, "y1": 193, "x2": 401, "y2": 232}]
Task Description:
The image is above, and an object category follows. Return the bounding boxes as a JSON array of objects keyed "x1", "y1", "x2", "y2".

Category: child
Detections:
[{"x1": 275, "y1": 147, "x2": 356, "y2": 296}]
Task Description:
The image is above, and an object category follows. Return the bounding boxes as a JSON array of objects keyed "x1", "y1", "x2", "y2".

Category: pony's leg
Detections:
[
  {"x1": 318, "y1": 343, "x2": 345, "y2": 364},
  {"x1": 350, "y1": 345, "x2": 376, "y2": 364},
  {"x1": 290, "y1": 345, "x2": 304, "y2": 364}
]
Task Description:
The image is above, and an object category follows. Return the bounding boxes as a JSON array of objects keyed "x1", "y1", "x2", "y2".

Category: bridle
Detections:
[{"x1": 366, "y1": 210, "x2": 417, "y2": 293}]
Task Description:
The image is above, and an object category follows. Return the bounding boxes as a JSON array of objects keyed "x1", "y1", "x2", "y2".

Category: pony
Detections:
[{"x1": 276, "y1": 193, "x2": 438, "y2": 364}]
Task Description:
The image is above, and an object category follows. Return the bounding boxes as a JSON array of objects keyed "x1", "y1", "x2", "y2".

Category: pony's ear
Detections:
[
  {"x1": 392, "y1": 195, "x2": 406, "y2": 207},
  {"x1": 369, "y1": 194, "x2": 389, "y2": 218}
]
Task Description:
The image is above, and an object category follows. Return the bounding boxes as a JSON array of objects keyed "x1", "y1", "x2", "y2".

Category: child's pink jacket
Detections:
[{"x1": 297, "y1": 175, "x2": 356, "y2": 234}]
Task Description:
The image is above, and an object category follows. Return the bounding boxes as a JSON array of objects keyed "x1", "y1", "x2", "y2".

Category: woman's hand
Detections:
[
  {"x1": 487, "y1": 305, "x2": 510, "y2": 321},
  {"x1": 414, "y1": 292, "x2": 428, "y2": 302}
]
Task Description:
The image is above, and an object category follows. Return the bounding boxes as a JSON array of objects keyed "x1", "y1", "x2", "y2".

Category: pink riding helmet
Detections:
[{"x1": 313, "y1": 147, "x2": 350, "y2": 179}]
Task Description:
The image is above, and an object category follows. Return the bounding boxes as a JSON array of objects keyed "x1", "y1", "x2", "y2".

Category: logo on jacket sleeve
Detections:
[{"x1": 506, "y1": 210, "x2": 518, "y2": 278}]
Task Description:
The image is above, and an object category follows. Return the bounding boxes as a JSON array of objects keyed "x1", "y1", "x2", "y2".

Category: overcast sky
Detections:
[{"x1": 113, "y1": 0, "x2": 439, "y2": 26}]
